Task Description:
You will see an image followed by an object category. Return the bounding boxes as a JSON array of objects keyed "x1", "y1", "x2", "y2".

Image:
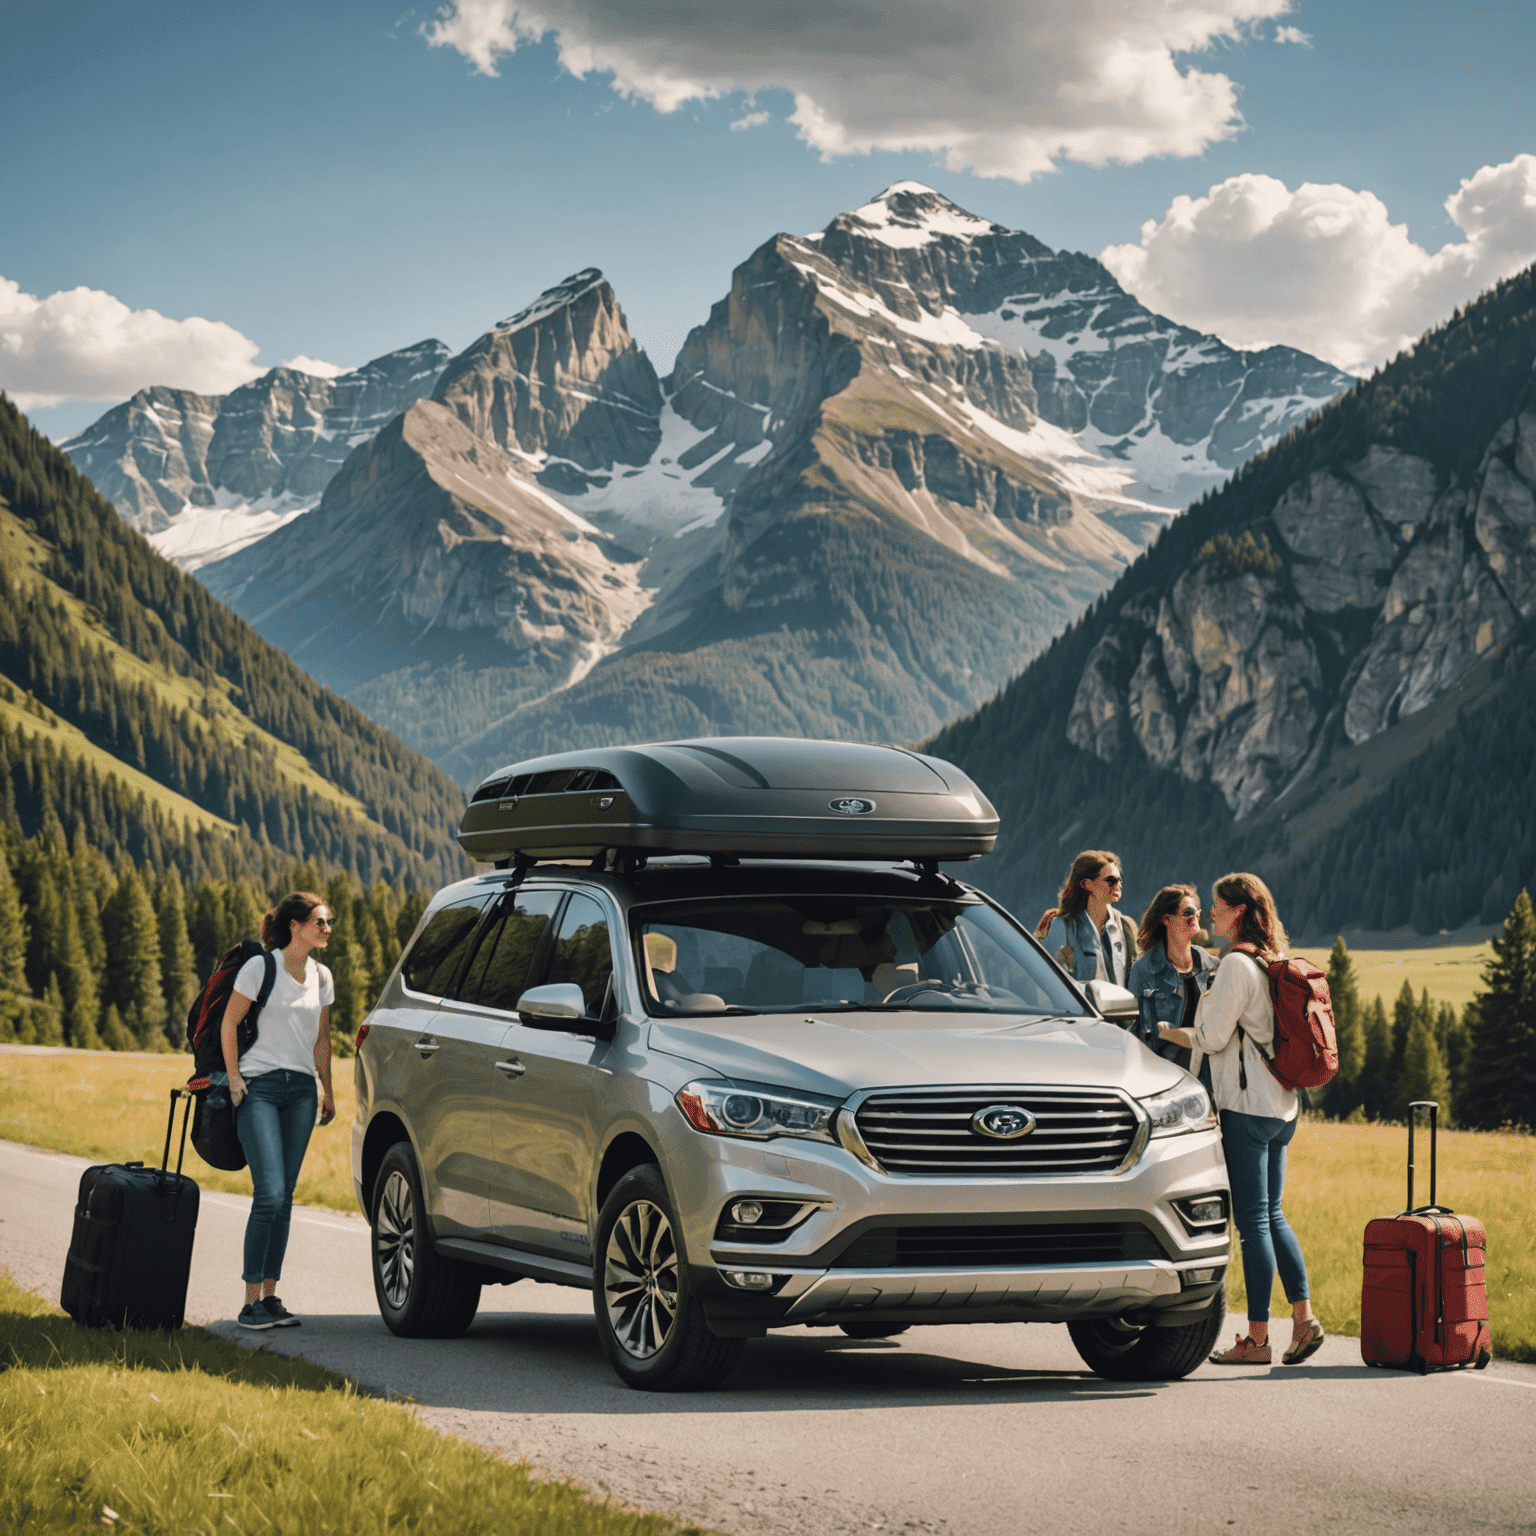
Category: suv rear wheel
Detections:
[
  {"x1": 593, "y1": 1165, "x2": 745, "y2": 1391},
  {"x1": 1068, "y1": 1291, "x2": 1225, "y2": 1381},
  {"x1": 371, "y1": 1142, "x2": 481, "y2": 1338}
]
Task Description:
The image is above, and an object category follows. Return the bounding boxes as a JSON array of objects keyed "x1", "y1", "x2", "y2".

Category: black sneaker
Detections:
[
  {"x1": 261, "y1": 1296, "x2": 302, "y2": 1327},
  {"x1": 238, "y1": 1302, "x2": 277, "y2": 1330}
]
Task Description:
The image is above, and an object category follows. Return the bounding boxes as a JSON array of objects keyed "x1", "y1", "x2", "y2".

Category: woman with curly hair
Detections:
[
  {"x1": 1156, "y1": 872, "x2": 1322, "y2": 1368},
  {"x1": 220, "y1": 890, "x2": 336, "y2": 1331}
]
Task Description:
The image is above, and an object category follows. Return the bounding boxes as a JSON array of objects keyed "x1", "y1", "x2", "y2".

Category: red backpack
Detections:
[{"x1": 1230, "y1": 943, "x2": 1339, "y2": 1090}]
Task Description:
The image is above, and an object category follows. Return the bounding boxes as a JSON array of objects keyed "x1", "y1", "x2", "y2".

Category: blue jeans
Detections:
[
  {"x1": 1221, "y1": 1110, "x2": 1310, "y2": 1322},
  {"x1": 236, "y1": 1069, "x2": 317, "y2": 1284}
]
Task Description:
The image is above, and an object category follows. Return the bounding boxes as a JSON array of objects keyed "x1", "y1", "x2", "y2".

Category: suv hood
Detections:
[{"x1": 648, "y1": 1012, "x2": 1186, "y2": 1099}]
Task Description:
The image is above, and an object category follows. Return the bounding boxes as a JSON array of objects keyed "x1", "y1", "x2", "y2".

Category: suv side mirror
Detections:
[
  {"x1": 1083, "y1": 979, "x2": 1139, "y2": 1025},
  {"x1": 517, "y1": 983, "x2": 604, "y2": 1035}
]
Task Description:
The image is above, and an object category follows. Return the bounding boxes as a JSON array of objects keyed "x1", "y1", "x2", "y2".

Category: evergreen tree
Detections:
[
  {"x1": 187, "y1": 881, "x2": 224, "y2": 980},
  {"x1": 102, "y1": 867, "x2": 164, "y2": 1046},
  {"x1": 0, "y1": 854, "x2": 27, "y2": 990},
  {"x1": 1398, "y1": 1003, "x2": 1452, "y2": 1117},
  {"x1": 1324, "y1": 937, "x2": 1365, "y2": 1116},
  {"x1": 224, "y1": 882, "x2": 264, "y2": 950},
  {"x1": 1461, "y1": 889, "x2": 1536, "y2": 1130},
  {"x1": 1389, "y1": 979, "x2": 1418, "y2": 1115},
  {"x1": 1360, "y1": 996, "x2": 1394, "y2": 1121},
  {"x1": 37, "y1": 973, "x2": 65, "y2": 1046},
  {"x1": 20, "y1": 862, "x2": 63, "y2": 997},
  {"x1": 57, "y1": 901, "x2": 103, "y2": 1049},
  {"x1": 100, "y1": 1002, "x2": 136, "y2": 1052},
  {"x1": 155, "y1": 867, "x2": 199, "y2": 1049}
]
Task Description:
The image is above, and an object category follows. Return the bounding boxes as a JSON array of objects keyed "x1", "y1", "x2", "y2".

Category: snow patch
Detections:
[
  {"x1": 844, "y1": 184, "x2": 996, "y2": 249},
  {"x1": 792, "y1": 264, "x2": 987, "y2": 350},
  {"x1": 147, "y1": 490, "x2": 322, "y2": 572}
]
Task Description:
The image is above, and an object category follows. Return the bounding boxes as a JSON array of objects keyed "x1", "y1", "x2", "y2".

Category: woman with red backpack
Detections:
[{"x1": 1155, "y1": 871, "x2": 1324, "y2": 1367}]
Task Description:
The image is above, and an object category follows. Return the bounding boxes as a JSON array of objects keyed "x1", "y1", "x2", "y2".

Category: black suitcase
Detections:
[{"x1": 61, "y1": 1089, "x2": 200, "y2": 1330}]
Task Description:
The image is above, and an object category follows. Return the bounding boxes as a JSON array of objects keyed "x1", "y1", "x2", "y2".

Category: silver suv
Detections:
[{"x1": 352, "y1": 759, "x2": 1230, "y2": 1391}]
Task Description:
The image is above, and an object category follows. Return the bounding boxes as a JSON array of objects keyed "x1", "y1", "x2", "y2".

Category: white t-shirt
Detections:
[
  {"x1": 1189, "y1": 950, "x2": 1299, "y2": 1121},
  {"x1": 232, "y1": 952, "x2": 334, "y2": 1079}
]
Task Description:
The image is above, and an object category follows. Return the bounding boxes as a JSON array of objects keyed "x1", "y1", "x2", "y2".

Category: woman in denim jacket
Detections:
[
  {"x1": 1126, "y1": 884, "x2": 1216, "y2": 1088},
  {"x1": 1033, "y1": 849, "x2": 1136, "y2": 987}
]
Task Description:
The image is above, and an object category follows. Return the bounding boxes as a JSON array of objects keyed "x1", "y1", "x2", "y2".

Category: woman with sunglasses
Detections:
[
  {"x1": 1155, "y1": 872, "x2": 1323, "y2": 1368},
  {"x1": 1126, "y1": 885, "x2": 1216, "y2": 1088},
  {"x1": 220, "y1": 890, "x2": 337, "y2": 1331},
  {"x1": 1034, "y1": 849, "x2": 1137, "y2": 987}
]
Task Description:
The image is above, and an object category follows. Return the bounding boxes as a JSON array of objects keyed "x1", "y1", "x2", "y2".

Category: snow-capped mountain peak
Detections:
[
  {"x1": 836, "y1": 182, "x2": 1001, "y2": 249},
  {"x1": 494, "y1": 268, "x2": 608, "y2": 335}
]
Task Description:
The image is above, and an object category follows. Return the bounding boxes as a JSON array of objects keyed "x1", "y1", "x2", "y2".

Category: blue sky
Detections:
[{"x1": 4, "y1": 0, "x2": 1535, "y2": 438}]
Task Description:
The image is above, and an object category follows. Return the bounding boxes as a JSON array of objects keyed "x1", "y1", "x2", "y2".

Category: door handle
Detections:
[
  {"x1": 495, "y1": 1058, "x2": 526, "y2": 1079},
  {"x1": 414, "y1": 1036, "x2": 440, "y2": 1056}
]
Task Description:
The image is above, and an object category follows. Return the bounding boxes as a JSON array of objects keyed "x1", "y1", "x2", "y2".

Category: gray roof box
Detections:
[{"x1": 457, "y1": 737, "x2": 998, "y2": 863}]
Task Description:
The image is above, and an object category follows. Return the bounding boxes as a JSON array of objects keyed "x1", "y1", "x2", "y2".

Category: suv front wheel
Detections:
[
  {"x1": 1067, "y1": 1291, "x2": 1225, "y2": 1381},
  {"x1": 593, "y1": 1165, "x2": 745, "y2": 1391},
  {"x1": 371, "y1": 1141, "x2": 481, "y2": 1338}
]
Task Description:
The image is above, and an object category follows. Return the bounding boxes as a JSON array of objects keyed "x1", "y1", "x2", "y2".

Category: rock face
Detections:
[
  {"x1": 61, "y1": 340, "x2": 451, "y2": 568},
  {"x1": 1061, "y1": 411, "x2": 1536, "y2": 820}
]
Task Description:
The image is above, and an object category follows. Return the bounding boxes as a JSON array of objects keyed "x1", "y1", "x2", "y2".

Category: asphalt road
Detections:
[{"x1": 5, "y1": 1136, "x2": 1534, "y2": 1535}]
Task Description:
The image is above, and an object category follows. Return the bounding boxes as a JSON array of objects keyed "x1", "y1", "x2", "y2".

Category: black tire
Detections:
[
  {"x1": 593, "y1": 1165, "x2": 745, "y2": 1391},
  {"x1": 838, "y1": 1322, "x2": 911, "y2": 1340},
  {"x1": 1068, "y1": 1291, "x2": 1226, "y2": 1381},
  {"x1": 371, "y1": 1141, "x2": 481, "y2": 1339}
]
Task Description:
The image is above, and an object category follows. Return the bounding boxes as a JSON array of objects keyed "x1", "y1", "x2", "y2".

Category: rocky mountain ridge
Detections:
[
  {"x1": 76, "y1": 185, "x2": 1353, "y2": 782},
  {"x1": 61, "y1": 340, "x2": 451, "y2": 569},
  {"x1": 930, "y1": 261, "x2": 1536, "y2": 937}
]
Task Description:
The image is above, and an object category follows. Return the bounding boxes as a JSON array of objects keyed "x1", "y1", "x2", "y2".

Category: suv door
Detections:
[
  {"x1": 492, "y1": 890, "x2": 615, "y2": 1261},
  {"x1": 394, "y1": 893, "x2": 493, "y2": 1236}
]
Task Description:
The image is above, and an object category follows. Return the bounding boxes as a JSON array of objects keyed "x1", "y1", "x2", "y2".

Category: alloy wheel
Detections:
[
  {"x1": 604, "y1": 1199, "x2": 679, "y2": 1358},
  {"x1": 376, "y1": 1169, "x2": 415, "y2": 1309}
]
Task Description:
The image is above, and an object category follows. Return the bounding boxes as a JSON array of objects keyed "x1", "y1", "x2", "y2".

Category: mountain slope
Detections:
[
  {"x1": 61, "y1": 340, "x2": 451, "y2": 569},
  {"x1": 930, "y1": 264, "x2": 1536, "y2": 937},
  {"x1": 1, "y1": 394, "x2": 470, "y2": 888}
]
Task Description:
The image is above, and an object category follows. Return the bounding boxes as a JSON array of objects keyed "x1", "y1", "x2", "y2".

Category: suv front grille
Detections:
[
  {"x1": 832, "y1": 1221, "x2": 1165, "y2": 1269},
  {"x1": 854, "y1": 1087, "x2": 1138, "y2": 1174}
]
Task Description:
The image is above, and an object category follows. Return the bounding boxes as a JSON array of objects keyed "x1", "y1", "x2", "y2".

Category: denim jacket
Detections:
[
  {"x1": 1126, "y1": 943, "x2": 1217, "y2": 1068},
  {"x1": 1057, "y1": 908, "x2": 1135, "y2": 988}
]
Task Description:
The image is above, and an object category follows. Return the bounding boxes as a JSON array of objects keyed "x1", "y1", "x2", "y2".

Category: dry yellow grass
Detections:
[{"x1": 0, "y1": 1050, "x2": 360, "y2": 1214}]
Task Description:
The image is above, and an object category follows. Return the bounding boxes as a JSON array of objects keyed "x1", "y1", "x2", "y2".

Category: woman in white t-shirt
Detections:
[
  {"x1": 220, "y1": 890, "x2": 336, "y2": 1332},
  {"x1": 1156, "y1": 872, "x2": 1324, "y2": 1368}
]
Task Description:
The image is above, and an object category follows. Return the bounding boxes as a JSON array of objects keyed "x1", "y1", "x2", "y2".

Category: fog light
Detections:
[
  {"x1": 1186, "y1": 1197, "x2": 1226, "y2": 1224},
  {"x1": 730, "y1": 1199, "x2": 764, "y2": 1226},
  {"x1": 1181, "y1": 1266, "x2": 1225, "y2": 1287},
  {"x1": 722, "y1": 1270, "x2": 775, "y2": 1291}
]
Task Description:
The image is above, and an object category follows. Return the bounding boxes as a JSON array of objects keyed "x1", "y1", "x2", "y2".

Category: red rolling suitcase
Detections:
[
  {"x1": 61, "y1": 1089, "x2": 200, "y2": 1330},
  {"x1": 1361, "y1": 1100, "x2": 1491, "y2": 1373}
]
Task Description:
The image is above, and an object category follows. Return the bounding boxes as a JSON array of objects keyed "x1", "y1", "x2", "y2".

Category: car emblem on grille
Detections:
[
  {"x1": 829, "y1": 797, "x2": 876, "y2": 815},
  {"x1": 971, "y1": 1104, "x2": 1038, "y2": 1139}
]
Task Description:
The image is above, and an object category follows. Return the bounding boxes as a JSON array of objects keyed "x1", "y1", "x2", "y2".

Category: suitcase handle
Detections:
[
  {"x1": 159, "y1": 1089, "x2": 192, "y2": 1201},
  {"x1": 1405, "y1": 1100, "x2": 1446, "y2": 1215}
]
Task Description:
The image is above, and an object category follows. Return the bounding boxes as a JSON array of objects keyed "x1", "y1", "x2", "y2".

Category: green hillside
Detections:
[{"x1": 930, "y1": 264, "x2": 1536, "y2": 938}]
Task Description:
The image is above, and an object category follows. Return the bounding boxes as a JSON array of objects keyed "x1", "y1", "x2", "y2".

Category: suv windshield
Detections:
[{"x1": 634, "y1": 895, "x2": 1086, "y2": 1018}]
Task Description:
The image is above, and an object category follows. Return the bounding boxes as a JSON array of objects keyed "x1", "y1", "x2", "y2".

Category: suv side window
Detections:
[
  {"x1": 400, "y1": 896, "x2": 489, "y2": 998},
  {"x1": 545, "y1": 892, "x2": 614, "y2": 1018},
  {"x1": 463, "y1": 891, "x2": 563, "y2": 1011}
]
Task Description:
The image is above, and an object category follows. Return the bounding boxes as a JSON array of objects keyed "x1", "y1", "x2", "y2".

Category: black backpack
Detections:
[{"x1": 186, "y1": 940, "x2": 276, "y2": 1084}]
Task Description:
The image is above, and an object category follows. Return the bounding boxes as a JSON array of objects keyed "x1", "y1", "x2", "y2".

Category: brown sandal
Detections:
[
  {"x1": 1282, "y1": 1320, "x2": 1325, "y2": 1364},
  {"x1": 1210, "y1": 1333, "x2": 1272, "y2": 1365}
]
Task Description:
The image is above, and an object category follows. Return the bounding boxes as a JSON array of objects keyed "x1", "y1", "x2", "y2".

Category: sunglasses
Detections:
[
  {"x1": 311, "y1": 916, "x2": 334, "y2": 929},
  {"x1": 1101, "y1": 874, "x2": 1123, "y2": 887},
  {"x1": 1175, "y1": 906, "x2": 1201, "y2": 919}
]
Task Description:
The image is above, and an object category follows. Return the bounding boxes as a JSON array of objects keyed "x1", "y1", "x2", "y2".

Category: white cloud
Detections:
[
  {"x1": 730, "y1": 110, "x2": 770, "y2": 133},
  {"x1": 0, "y1": 277, "x2": 262, "y2": 410},
  {"x1": 424, "y1": 0, "x2": 1292, "y2": 182},
  {"x1": 281, "y1": 355, "x2": 350, "y2": 378},
  {"x1": 1100, "y1": 155, "x2": 1536, "y2": 373},
  {"x1": 1274, "y1": 24, "x2": 1311, "y2": 44}
]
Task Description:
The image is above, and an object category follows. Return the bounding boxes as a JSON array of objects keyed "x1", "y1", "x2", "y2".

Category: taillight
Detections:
[{"x1": 354, "y1": 1023, "x2": 371, "y2": 1047}]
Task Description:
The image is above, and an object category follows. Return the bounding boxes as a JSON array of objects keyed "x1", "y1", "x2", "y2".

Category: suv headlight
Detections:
[
  {"x1": 676, "y1": 1081, "x2": 839, "y2": 1144},
  {"x1": 1139, "y1": 1080, "x2": 1216, "y2": 1138}
]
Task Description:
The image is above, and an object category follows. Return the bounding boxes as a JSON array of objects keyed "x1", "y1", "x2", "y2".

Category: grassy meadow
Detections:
[
  {"x1": 0, "y1": 1051, "x2": 360, "y2": 1214},
  {"x1": 0, "y1": 1269, "x2": 700, "y2": 1536},
  {"x1": 1292, "y1": 938, "x2": 1493, "y2": 1013},
  {"x1": 5, "y1": 1045, "x2": 1532, "y2": 1361}
]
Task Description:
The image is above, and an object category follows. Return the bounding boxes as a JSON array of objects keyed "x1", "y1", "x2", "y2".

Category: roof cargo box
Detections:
[{"x1": 457, "y1": 737, "x2": 998, "y2": 863}]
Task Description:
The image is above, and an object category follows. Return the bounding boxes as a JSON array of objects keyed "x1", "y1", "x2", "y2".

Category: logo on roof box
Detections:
[
  {"x1": 830, "y1": 797, "x2": 876, "y2": 815},
  {"x1": 497, "y1": 798, "x2": 519, "y2": 813}
]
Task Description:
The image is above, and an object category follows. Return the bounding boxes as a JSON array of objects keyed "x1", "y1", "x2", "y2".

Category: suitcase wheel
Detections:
[{"x1": 1475, "y1": 1348, "x2": 1490, "y2": 1370}]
